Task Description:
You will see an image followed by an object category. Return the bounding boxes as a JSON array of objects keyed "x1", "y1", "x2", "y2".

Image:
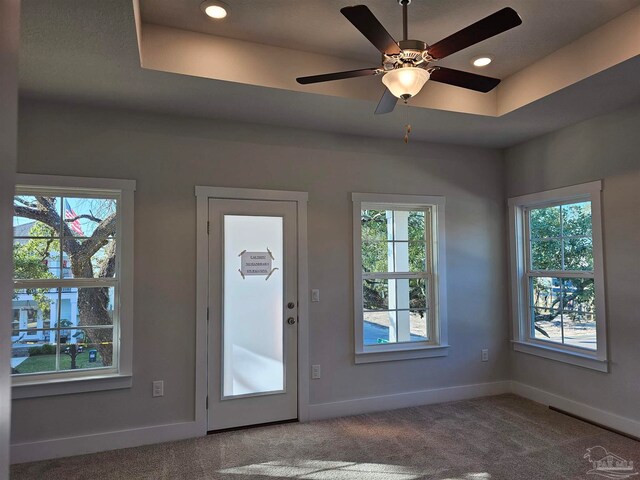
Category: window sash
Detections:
[
  {"x1": 523, "y1": 205, "x2": 594, "y2": 275},
  {"x1": 362, "y1": 271, "x2": 436, "y2": 344},
  {"x1": 523, "y1": 273, "x2": 596, "y2": 349},
  {"x1": 361, "y1": 203, "x2": 432, "y2": 274}
]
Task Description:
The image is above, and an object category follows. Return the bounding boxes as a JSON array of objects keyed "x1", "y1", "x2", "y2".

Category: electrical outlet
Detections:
[
  {"x1": 152, "y1": 380, "x2": 164, "y2": 397},
  {"x1": 481, "y1": 349, "x2": 489, "y2": 362},
  {"x1": 311, "y1": 364, "x2": 321, "y2": 379},
  {"x1": 311, "y1": 289, "x2": 320, "y2": 302}
]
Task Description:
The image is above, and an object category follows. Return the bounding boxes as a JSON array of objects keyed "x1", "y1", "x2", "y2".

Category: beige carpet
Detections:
[{"x1": 11, "y1": 394, "x2": 639, "y2": 479}]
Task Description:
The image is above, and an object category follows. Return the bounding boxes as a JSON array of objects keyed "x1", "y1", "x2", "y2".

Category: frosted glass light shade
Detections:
[{"x1": 382, "y1": 67, "x2": 430, "y2": 99}]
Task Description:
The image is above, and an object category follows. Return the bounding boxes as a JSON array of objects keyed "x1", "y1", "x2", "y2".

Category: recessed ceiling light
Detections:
[
  {"x1": 472, "y1": 56, "x2": 492, "y2": 67},
  {"x1": 201, "y1": 1, "x2": 228, "y2": 19}
]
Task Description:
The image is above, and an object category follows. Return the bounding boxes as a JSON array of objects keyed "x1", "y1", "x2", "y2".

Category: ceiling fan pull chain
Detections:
[{"x1": 404, "y1": 104, "x2": 412, "y2": 144}]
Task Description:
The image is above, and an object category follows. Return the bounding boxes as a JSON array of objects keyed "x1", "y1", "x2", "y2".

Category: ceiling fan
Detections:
[{"x1": 296, "y1": 1, "x2": 522, "y2": 114}]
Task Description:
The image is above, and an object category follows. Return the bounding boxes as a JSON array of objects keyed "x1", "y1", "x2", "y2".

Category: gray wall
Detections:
[
  {"x1": 13, "y1": 99, "x2": 508, "y2": 444},
  {"x1": 506, "y1": 101, "x2": 640, "y2": 421},
  {"x1": 1, "y1": 0, "x2": 20, "y2": 475}
]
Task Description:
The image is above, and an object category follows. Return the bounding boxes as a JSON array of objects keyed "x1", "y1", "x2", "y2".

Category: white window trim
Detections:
[
  {"x1": 507, "y1": 180, "x2": 608, "y2": 372},
  {"x1": 12, "y1": 174, "x2": 136, "y2": 398},
  {"x1": 352, "y1": 193, "x2": 448, "y2": 364}
]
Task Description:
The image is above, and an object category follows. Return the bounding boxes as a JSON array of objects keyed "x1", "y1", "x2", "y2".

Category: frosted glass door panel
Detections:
[{"x1": 223, "y1": 215, "x2": 284, "y2": 398}]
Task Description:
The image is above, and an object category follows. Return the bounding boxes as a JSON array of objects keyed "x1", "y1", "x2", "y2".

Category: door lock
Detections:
[{"x1": 287, "y1": 317, "x2": 296, "y2": 325}]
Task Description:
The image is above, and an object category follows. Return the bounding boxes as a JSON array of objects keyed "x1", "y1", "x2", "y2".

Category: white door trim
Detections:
[{"x1": 195, "y1": 187, "x2": 309, "y2": 434}]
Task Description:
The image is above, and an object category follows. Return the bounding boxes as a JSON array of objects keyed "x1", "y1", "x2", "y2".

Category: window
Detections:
[
  {"x1": 12, "y1": 174, "x2": 135, "y2": 398},
  {"x1": 352, "y1": 193, "x2": 448, "y2": 363},
  {"x1": 508, "y1": 181, "x2": 607, "y2": 372}
]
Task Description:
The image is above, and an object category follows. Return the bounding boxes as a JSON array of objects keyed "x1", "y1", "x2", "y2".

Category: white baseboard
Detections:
[
  {"x1": 308, "y1": 380, "x2": 512, "y2": 421},
  {"x1": 11, "y1": 420, "x2": 204, "y2": 464},
  {"x1": 511, "y1": 381, "x2": 640, "y2": 439}
]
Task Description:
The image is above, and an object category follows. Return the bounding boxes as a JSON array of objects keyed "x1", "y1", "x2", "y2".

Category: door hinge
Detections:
[
  {"x1": 207, "y1": 307, "x2": 209, "y2": 322},
  {"x1": 207, "y1": 221, "x2": 210, "y2": 235},
  {"x1": 206, "y1": 396, "x2": 209, "y2": 409}
]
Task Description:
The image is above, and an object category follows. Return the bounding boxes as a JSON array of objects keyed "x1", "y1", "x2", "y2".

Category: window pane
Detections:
[
  {"x1": 529, "y1": 206, "x2": 561, "y2": 239},
  {"x1": 409, "y1": 242, "x2": 426, "y2": 272},
  {"x1": 529, "y1": 277, "x2": 561, "y2": 311},
  {"x1": 562, "y1": 202, "x2": 592, "y2": 237},
  {"x1": 223, "y1": 215, "x2": 284, "y2": 397},
  {"x1": 564, "y1": 237, "x2": 593, "y2": 271},
  {"x1": 562, "y1": 312, "x2": 596, "y2": 350},
  {"x1": 12, "y1": 309, "x2": 20, "y2": 336},
  {"x1": 561, "y1": 278, "x2": 595, "y2": 313},
  {"x1": 392, "y1": 241, "x2": 409, "y2": 272},
  {"x1": 61, "y1": 287, "x2": 115, "y2": 328},
  {"x1": 363, "y1": 311, "x2": 394, "y2": 345},
  {"x1": 13, "y1": 196, "x2": 61, "y2": 237},
  {"x1": 409, "y1": 310, "x2": 428, "y2": 341},
  {"x1": 62, "y1": 197, "x2": 117, "y2": 239},
  {"x1": 530, "y1": 239, "x2": 562, "y2": 270},
  {"x1": 393, "y1": 211, "x2": 409, "y2": 241},
  {"x1": 12, "y1": 288, "x2": 56, "y2": 334},
  {"x1": 531, "y1": 307, "x2": 562, "y2": 343},
  {"x1": 62, "y1": 239, "x2": 116, "y2": 278},
  {"x1": 363, "y1": 279, "x2": 388, "y2": 311},
  {"x1": 59, "y1": 327, "x2": 114, "y2": 370},
  {"x1": 362, "y1": 242, "x2": 389, "y2": 273},
  {"x1": 410, "y1": 278, "x2": 427, "y2": 309},
  {"x1": 361, "y1": 210, "x2": 388, "y2": 242},
  {"x1": 13, "y1": 238, "x2": 61, "y2": 280},
  {"x1": 391, "y1": 242, "x2": 427, "y2": 273},
  {"x1": 408, "y1": 211, "x2": 426, "y2": 241},
  {"x1": 392, "y1": 279, "x2": 409, "y2": 310},
  {"x1": 11, "y1": 332, "x2": 58, "y2": 375}
]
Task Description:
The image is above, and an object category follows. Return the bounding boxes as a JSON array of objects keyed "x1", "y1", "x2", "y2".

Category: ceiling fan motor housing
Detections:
[{"x1": 383, "y1": 39, "x2": 432, "y2": 70}]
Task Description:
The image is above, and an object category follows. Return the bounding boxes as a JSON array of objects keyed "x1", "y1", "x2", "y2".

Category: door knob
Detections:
[{"x1": 287, "y1": 317, "x2": 296, "y2": 325}]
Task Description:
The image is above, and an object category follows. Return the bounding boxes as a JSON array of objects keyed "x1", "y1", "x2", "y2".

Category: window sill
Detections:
[
  {"x1": 512, "y1": 341, "x2": 608, "y2": 373},
  {"x1": 12, "y1": 373, "x2": 132, "y2": 399},
  {"x1": 355, "y1": 344, "x2": 449, "y2": 364}
]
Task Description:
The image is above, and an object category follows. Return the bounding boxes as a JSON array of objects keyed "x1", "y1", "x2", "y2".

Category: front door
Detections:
[{"x1": 207, "y1": 198, "x2": 298, "y2": 431}]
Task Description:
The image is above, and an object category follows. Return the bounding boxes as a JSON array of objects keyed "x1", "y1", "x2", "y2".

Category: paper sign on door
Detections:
[{"x1": 238, "y1": 248, "x2": 278, "y2": 280}]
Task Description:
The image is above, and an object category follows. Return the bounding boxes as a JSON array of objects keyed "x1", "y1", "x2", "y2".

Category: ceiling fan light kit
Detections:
[
  {"x1": 296, "y1": 1, "x2": 522, "y2": 115},
  {"x1": 382, "y1": 66, "x2": 430, "y2": 100}
]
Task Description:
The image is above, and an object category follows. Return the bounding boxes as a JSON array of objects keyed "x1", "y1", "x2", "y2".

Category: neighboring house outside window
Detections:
[
  {"x1": 12, "y1": 174, "x2": 135, "y2": 398},
  {"x1": 508, "y1": 181, "x2": 607, "y2": 372},
  {"x1": 352, "y1": 193, "x2": 448, "y2": 364}
]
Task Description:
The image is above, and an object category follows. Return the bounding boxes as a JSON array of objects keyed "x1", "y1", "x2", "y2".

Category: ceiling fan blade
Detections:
[
  {"x1": 427, "y1": 7, "x2": 522, "y2": 60},
  {"x1": 429, "y1": 67, "x2": 500, "y2": 92},
  {"x1": 296, "y1": 67, "x2": 380, "y2": 85},
  {"x1": 375, "y1": 88, "x2": 398, "y2": 114},
  {"x1": 341, "y1": 5, "x2": 401, "y2": 55}
]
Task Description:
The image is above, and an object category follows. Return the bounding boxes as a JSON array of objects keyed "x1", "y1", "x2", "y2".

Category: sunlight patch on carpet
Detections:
[{"x1": 218, "y1": 459, "x2": 425, "y2": 479}]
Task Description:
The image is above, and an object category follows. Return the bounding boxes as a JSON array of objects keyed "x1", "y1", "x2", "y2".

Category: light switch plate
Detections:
[
  {"x1": 311, "y1": 289, "x2": 320, "y2": 302},
  {"x1": 311, "y1": 364, "x2": 321, "y2": 379},
  {"x1": 152, "y1": 380, "x2": 164, "y2": 397}
]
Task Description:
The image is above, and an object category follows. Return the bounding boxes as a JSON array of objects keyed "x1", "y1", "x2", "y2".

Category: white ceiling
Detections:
[
  {"x1": 140, "y1": 0, "x2": 640, "y2": 78},
  {"x1": 19, "y1": 0, "x2": 640, "y2": 148}
]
